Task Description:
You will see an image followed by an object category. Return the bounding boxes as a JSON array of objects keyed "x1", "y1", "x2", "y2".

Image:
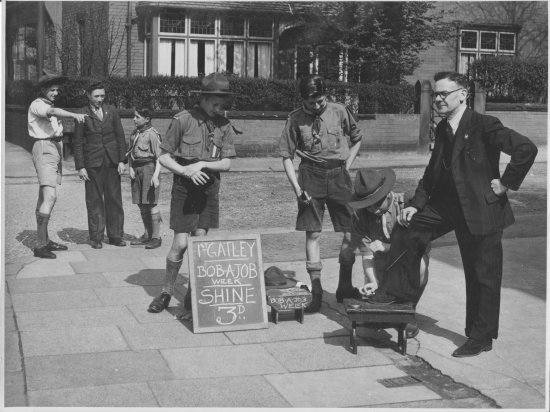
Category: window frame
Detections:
[
  {"x1": 247, "y1": 17, "x2": 274, "y2": 39},
  {"x1": 479, "y1": 30, "x2": 497, "y2": 52},
  {"x1": 498, "y1": 31, "x2": 516, "y2": 53}
]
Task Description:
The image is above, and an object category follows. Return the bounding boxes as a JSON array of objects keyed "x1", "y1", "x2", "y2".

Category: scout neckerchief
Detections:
[
  {"x1": 126, "y1": 124, "x2": 152, "y2": 160},
  {"x1": 303, "y1": 101, "x2": 328, "y2": 145},
  {"x1": 195, "y1": 105, "x2": 222, "y2": 159}
]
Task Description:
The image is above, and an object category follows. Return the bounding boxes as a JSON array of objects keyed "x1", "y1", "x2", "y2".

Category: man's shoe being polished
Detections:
[
  {"x1": 366, "y1": 291, "x2": 398, "y2": 305},
  {"x1": 90, "y1": 240, "x2": 103, "y2": 249},
  {"x1": 145, "y1": 238, "x2": 162, "y2": 250},
  {"x1": 452, "y1": 338, "x2": 493, "y2": 358},
  {"x1": 46, "y1": 240, "x2": 68, "y2": 251},
  {"x1": 34, "y1": 246, "x2": 56, "y2": 259},
  {"x1": 109, "y1": 238, "x2": 127, "y2": 247}
]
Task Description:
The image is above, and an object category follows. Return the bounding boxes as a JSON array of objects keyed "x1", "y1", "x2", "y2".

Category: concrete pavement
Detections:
[{"x1": 3, "y1": 141, "x2": 548, "y2": 409}]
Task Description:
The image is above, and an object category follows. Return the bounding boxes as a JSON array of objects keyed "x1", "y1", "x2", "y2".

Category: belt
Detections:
[
  {"x1": 301, "y1": 158, "x2": 346, "y2": 169},
  {"x1": 132, "y1": 158, "x2": 155, "y2": 167},
  {"x1": 37, "y1": 136, "x2": 64, "y2": 142},
  {"x1": 175, "y1": 157, "x2": 199, "y2": 166}
]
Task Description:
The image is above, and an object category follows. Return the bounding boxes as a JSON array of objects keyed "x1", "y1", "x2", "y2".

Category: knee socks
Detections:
[
  {"x1": 162, "y1": 258, "x2": 182, "y2": 296},
  {"x1": 36, "y1": 212, "x2": 50, "y2": 247},
  {"x1": 139, "y1": 205, "x2": 153, "y2": 239},
  {"x1": 151, "y1": 211, "x2": 162, "y2": 239}
]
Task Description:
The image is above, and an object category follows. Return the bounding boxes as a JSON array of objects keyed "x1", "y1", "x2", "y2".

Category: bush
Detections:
[
  {"x1": 470, "y1": 56, "x2": 547, "y2": 103},
  {"x1": 5, "y1": 76, "x2": 416, "y2": 113}
]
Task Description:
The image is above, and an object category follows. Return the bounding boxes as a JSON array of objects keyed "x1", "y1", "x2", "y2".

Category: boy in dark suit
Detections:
[
  {"x1": 73, "y1": 82, "x2": 128, "y2": 249},
  {"x1": 367, "y1": 72, "x2": 538, "y2": 357}
]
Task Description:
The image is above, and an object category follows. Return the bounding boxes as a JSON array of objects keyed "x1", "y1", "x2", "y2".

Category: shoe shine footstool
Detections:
[
  {"x1": 266, "y1": 287, "x2": 312, "y2": 324},
  {"x1": 344, "y1": 299, "x2": 415, "y2": 355}
]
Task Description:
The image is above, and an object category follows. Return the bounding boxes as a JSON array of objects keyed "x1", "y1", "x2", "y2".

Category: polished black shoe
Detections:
[
  {"x1": 34, "y1": 246, "x2": 56, "y2": 259},
  {"x1": 130, "y1": 235, "x2": 150, "y2": 246},
  {"x1": 148, "y1": 292, "x2": 171, "y2": 313},
  {"x1": 305, "y1": 290, "x2": 323, "y2": 313},
  {"x1": 452, "y1": 338, "x2": 492, "y2": 358},
  {"x1": 46, "y1": 240, "x2": 68, "y2": 251},
  {"x1": 145, "y1": 238, "x2": 162, "y2": 250},
  {"x1": 91, "y1": 240, "x2": 103, "y2": 249},
  {"x1": 405, "y1": 322, "x2": 420, "y2": 339},
  {"x1": 109, "y1": 238, "x2": 127, "y2": 247},
  {"x1": 335, "y1": 287, "x2": 362, "y2": 303},
  {"x1": 366, "y1": 292, "x2": 397, "y2": 305},
  {"x1": 184, "y1": 288, "x2": 192, "y2": 310}
]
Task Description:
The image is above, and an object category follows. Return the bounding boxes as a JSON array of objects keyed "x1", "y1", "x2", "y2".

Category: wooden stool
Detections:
[
  {"x1": 266, "y1": 287, "x2": 312, "y2": 324},
  {"x1": 344, "y1": 299, "x2": 415, "y2": 355}
]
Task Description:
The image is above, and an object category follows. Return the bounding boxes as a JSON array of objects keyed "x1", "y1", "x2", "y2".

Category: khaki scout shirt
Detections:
[
  {"x1": 161, "y1": 106, "x2": 237, "y2": 161},
  {"x1": 128, "y1": 125, "x2": 162, "y2": 162},
  {"x1": 28, "y1": 98, "x2": 63, "y2": 139},
  {"x1": 278, "y1": 102, "x2": 362, "y2": 161}
]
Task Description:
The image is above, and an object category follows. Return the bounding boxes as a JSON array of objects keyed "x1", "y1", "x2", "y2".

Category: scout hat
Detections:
[
  {"x1": 38, "y1": 69, "x2": 68, "y2": 87},
  {"x1": 264, "y1": 266, "x2": 297, "y2": 290},
  {"x1": 348, "y1": 168, "x2": 396, "y2": 209},
  {"x1": 191, "y1": 72, "x2": 236, "y2": 95}
]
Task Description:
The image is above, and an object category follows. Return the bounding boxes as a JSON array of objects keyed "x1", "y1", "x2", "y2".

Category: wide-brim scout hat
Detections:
[
  {"x1": 264, "y1": 266, "x2": 297, "y2": 290},
  {"x1": 38, "y1": 69, "x2": 68, "y2": 87},
  {"x1": 190, "y1": 72, "x2": 237, "y2": 95},
  {"x1": 348, "y1": 168, "x2": 396, "y2": 210}
]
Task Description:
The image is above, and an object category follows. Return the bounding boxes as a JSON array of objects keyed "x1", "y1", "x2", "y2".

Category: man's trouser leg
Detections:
[
  {"x1": 85, "y1": 160, "x2": 107, "y2": 242},
  {"x1": 104, "y1": 160, "x2": 124, "y2": 240}
]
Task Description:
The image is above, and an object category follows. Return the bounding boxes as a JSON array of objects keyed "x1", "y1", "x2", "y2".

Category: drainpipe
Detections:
[
  {"x1": 37, "y1": 2, "x2": 45, "y2": 77},
  {"x1": 126, "y1": 1, "x2": 132, "y2": 77}
]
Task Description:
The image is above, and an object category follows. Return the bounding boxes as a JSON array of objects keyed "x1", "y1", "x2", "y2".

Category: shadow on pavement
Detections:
[
  {"x1": 15, "y1": 229, "x2": 37, "y2": 250},
  {"x1": 415, "y1": 313, "x2": 465, "y2": 346},
  {"x1": 57, "y1": 227, "x2": 89, "y2": 244}
]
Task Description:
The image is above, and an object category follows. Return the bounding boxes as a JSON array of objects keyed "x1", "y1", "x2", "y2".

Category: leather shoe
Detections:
[
  {"x1": 366, "y1": 292, "x2": 397, "y2": 305},
  {"x1": 46, "y1": 240, "x2": 68, "y2": 251},
  {"x1": 335, "y1": 286, "x2": 362, "y2": 303},
  {"x1": 452, "y1": 338, "x2": 492, "y2": 357},
  {"x1": 405, "y1": 322, "x2": 420, "y2": 339},
  {"x1": 148, "y1": 292, "x2": 171, "y2": 313},
  {"x1": 130, "y1": 235, "x2": 150, "y2": 246},
  {"x1": 145, "y1": 238, "x2": 162, "y2": 249},
  {"x1": 109, "y1": 238, "x2": 127, "y2": 247},
  {"x1": 91, "y1": 241, "x2": 103, "y2": 249},
  {"x1": 34, "y1": 246, "x2": 56, "y2": 259}
]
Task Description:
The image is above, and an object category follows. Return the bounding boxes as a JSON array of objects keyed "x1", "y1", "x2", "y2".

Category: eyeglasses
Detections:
[{"x1": 432, "y1": 88, "x2": 465, "y2": 100}]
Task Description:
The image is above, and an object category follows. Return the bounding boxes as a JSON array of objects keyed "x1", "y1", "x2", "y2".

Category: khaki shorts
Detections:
[{"x1": 32, "y1": 139, "x2": 62, "y2": 187}]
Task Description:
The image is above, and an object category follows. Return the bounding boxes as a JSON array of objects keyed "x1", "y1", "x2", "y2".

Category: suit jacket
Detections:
[
  {"x1": 73, "y1": 104, "x2": 127, "y2": 170},
  {"x1": 410, "y1": 108, "x2": 537, "y2": 235}
]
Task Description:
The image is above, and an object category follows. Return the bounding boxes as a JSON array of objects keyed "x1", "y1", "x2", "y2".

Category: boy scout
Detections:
[
  {"x1": 148, "y1": 73, "x2": 237, "y2": 313},
  {"x1": 279, "y1": 75, "x2": 363, "y2": 312}
]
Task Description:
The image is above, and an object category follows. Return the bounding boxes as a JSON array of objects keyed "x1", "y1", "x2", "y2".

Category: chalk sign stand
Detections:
[{"x1": 187, "y1": 234, "x2": 268, "y2": 333}]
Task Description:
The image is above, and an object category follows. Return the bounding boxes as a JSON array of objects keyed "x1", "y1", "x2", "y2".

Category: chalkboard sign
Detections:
[{"x1": 187, "y1": 234, "x2": 268, "y2": 333}]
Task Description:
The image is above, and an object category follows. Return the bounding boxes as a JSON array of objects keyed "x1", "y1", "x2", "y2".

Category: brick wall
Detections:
[{"x1": 6, "y1": 106, "x2": 546, "y2": 157}]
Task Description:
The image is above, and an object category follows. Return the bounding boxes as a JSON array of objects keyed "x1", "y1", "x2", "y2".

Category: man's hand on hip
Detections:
[{"x1": 491, "y1": 179, "x2": 509, "y2": 196}]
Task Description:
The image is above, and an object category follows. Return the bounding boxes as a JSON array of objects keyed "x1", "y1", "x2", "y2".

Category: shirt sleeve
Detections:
[
  {"x1": 220, "y1": 123, "x2": 237, "y2": 159},
  {"x1": 342, "y1": 106, "x2": 362, "y2": 145},
  {"x1": 160, "y1": 117, "x2": 183, "y2": 155},
  {"x1": 29, "y1": 100, "x2": 51, "y2": 118},
  {"x1": 278, "y1": 118, "x2": 296, "y2": 159},
  {"x1": 149, "y1": 130, "x2": 162, "y2": 159}
]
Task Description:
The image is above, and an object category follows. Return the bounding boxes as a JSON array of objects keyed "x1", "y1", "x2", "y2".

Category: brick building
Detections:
[{"x1": 5, "y1": 1, "x2": 548, "y2": 83}]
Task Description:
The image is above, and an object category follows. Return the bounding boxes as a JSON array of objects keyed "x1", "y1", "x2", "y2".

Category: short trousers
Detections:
[
  {"x1": 296, "y1": 162, "x2": 353, "y2": 232},
  {"x1": 32, "y1": 139, "x2": 62, "y2": 187},
  {"x1": 131, "y1": 161, "x2": 160, "y2": 204},
  {"x1": 170, "y1": 172, "x2": 220, "y2": 233}
]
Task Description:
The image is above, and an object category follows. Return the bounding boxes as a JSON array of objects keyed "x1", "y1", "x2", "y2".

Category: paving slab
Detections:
[
  {"x1": 160, "y1": 344, "x2": 287, "y2": 379},
  {"x1": 7, "y1": 273, "x2": 108, "y2": 294},
  {"x1": 70, "y1": 257, "x2": 146, "y2": 273},
  {"x1": 11, "y1": 289, "x2": 103, "y2": 312},
  {"x1": 261, "y1": 335, "x2": 392, "y2": 372},
  {"x1": 27, "y1": 382, "x2": 159, "y2": 407},
  {"x1": 5, "y1": 308, "x2": 17, "y2": 332},
  {"x1": 225, "y1": 312, "x2": 349, "y2": 344},
  {"x1": 16, "y1": 260, "x2": 76, "y2": 278},
  {"x1": 482, "y1": 382, "x2": 546, "y2": 409},
  {"x1": 15, "y1": 306, "x2": 139, "y2": 331},
  {"x1": 43, "y1": 250, "x2": 87, "y2": 262},
  {"x1": 125, "y1": 301, "x2": 188, "y2": 324},
  {"x1": 140, "y1": 256, "x2": 173, "y2": 270},
  {"x1": 5, "y1": 290, "x2": 13, "y2": 308},
  {"x1": 119, "y1": 322, "x2": 233, "y2": 350},
  {"x1": 149, "y1": 376, "x2": 291, "y2": 407},
  {"x1": 5, "y1": 262, "x2": 24, "y2": 276},
  {"x1": 4, "y1": 371, "x2": 27, "y2": 407},
  {"x1": 21, "y1": 326, "x2": 129, "y2": 357},
  {"x1": 80, "y1": 247, "x2": 157, "y2": 260},
  {"x1": 93, "y1": 285, "x2": 166, "y2": 305},
  {"x1": 5, "y1": 331, "x2": 22, "y2": 372},
  {"x1": 373, "y1": 398, "x2": 495, "y2": 408},
  {"x1": 265, "y1": 365, "x2": 441, "y2": 407},
  {"x1": 25, "y1": 350, "x2": 175, "y2": 391}
]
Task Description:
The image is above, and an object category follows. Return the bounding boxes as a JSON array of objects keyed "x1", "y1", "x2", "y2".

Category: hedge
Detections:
[
  {"x1": 5, "y1": 76, "x2": 416, "y2": 114},
  {"x1": 470, "y1": 56, "x2": 547, "y2": 104}
]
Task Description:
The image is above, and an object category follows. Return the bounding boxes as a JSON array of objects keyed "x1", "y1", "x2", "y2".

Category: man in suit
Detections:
[
  {"x1": 73, "y1": 82, "x2": 127, "y2": 249},
  {"x1": 367, "y1": 72, "x2": 537, "y2": 357}
]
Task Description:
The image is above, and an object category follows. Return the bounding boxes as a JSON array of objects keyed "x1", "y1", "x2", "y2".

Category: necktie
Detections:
[
  {"x1": 443, "y1": 121, "x2": 454, "y2": 168},
  {"x1": 96, "y1": 108, "x2": 103, "y2": 121}
]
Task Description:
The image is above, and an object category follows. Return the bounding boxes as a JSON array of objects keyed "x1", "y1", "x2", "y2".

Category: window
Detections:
[
  {"x1": 219, "y1": 41, "x2": 244, "y2": 75},
  {"x1": 189, "y1": 40, "x2": 215, "y2": 76},
  {"x1": 220, "y1": 16, "x2": 244, "y2": 36},
  {"x1": 160, "y1": 12, "x2": 186, "y2": 33},
  {"x1": 190, "y1": 14, "x2": 215, "y2": 35},
  {"x1": 458, "y1": 29, "x2": 516, "y2": 74},
  {"x1": 11, "y1": 25, "x2": 37, "y2": 81},
  {"x1": 248, "y1": 17, "x2": 272, "y2": 38},
  {"x1": 158, "y1": 39, "x2": 185, "y2": 76},
  {"x1": 247, "y1": 42, "x2": 271, "y2": 78}
]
